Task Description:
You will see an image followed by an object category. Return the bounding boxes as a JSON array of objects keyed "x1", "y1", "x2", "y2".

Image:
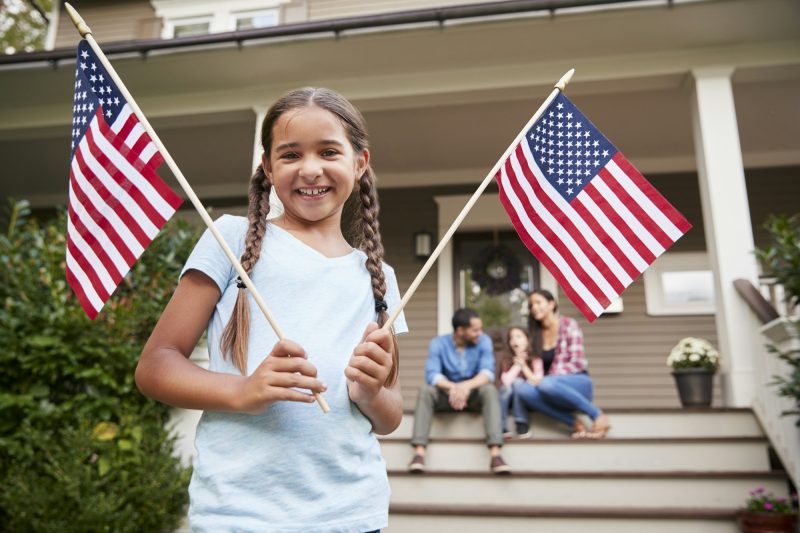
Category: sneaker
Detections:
[
  {"x1": 408, "y1": 454, "x2": 425, "y2": 473},
  {"x1": 515, "y1": 422, "x2": 531, "y2": 439},
  {"x1": 490, "y1": 455, "x2": 511, "y2": 475}
]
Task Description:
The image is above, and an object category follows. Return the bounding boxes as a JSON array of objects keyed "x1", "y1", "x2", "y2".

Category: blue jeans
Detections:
[
  {"x1": 499, "y1": 380, "x2": 524, "y2": 432},
  {"x1": 512, "y1": 373, "x2": 601, "y2": 428}
]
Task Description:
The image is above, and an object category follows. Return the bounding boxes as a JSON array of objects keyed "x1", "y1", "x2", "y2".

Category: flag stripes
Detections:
[
  {"x1": 495, "y1": 95, "x2": 691, "y2": 322},
  {"x1": 66, "y1": 55, "x2": 182, "y2": 319}
]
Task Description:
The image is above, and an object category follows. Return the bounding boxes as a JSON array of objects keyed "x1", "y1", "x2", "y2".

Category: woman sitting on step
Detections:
[{"x1": 509, "y1": 289, "x2": 611, "y2": 439}]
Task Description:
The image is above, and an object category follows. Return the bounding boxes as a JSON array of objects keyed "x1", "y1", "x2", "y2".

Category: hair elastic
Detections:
[
  {"x1": 374, "y1": 299, "x2": 388, "y2": 313},
  {"x1": 236, "y1": 276, "x2": 246, "y2": 289}
]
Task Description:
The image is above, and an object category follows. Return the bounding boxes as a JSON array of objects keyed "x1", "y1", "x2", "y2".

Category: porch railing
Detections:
[{"x1": 735, "y1": 278, "x2": 799, "y2": 487}]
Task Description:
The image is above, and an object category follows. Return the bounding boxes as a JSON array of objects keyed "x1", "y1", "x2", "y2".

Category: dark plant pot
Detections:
[
  {"x1": 672, "y1": 368, "x2": 714, "y2": 408},
  {"x1": 737, "y1": 510, "x2": 798, "y2": 533}
]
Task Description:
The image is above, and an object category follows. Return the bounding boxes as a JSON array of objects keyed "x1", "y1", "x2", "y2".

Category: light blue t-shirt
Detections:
[{"x1": 181, "y1": 215, "x2": 408, "y2": 532}]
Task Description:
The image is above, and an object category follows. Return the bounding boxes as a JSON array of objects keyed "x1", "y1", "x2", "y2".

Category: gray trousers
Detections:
[{"x1": 410, "y1": 383, "x2": 503, "y2": 447}]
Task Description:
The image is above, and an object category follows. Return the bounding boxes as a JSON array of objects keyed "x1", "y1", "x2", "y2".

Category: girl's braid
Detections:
[{"x1": 220, "y1": 165, "x2": 272, "y2": 374}]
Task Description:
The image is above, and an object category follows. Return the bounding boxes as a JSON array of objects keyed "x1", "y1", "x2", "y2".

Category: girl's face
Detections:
[
  {"x1": 508, "y1": 328, "x2": 529, "y2": 354},
  {"x1": 529, "y1": 292, "x2": 556, "y2": 321},
  {"x1": 264, "y1": 106, "x2": 367, "y2": 227}
]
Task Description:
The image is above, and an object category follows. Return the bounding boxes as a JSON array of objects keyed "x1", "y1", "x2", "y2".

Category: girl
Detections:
[
  {"x1": 499, "y1": 326, "x2": 543, "y2": 436},
  {"x1": 135, "y1": 88, "x2": 407, "y2": 532},
  {"x1": 511, "y1": 289, "x2": 610, "y2": 439}
]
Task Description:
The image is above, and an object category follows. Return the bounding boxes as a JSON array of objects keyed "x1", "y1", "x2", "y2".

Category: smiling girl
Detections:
[{"x1": 135, "y1": 88, "x2": 407, "y2": 532}]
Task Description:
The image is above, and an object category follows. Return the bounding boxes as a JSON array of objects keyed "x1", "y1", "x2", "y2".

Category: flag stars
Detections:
[
  {"x1": 567, "y1": 187, "x2": 574, "y2": 195},
  {"x1": 80, "y1": 62, "x2": 87, "y2": 70},
  {"x1": 91, "y1": 62, "x2": 97, "y2": 71},
  {"x1": 557, "y1": 102, "x2": 564, "y2": 110}
]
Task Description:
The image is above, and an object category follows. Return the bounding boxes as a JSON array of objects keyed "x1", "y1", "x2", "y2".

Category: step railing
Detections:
[{"x1": 735, "y1": 278, "x2": 799, "y2": 486}]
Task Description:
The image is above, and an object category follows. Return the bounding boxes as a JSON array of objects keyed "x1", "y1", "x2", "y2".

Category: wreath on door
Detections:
[{"x1": 470, "y1": 245, "x2": 521, "y2": 295}]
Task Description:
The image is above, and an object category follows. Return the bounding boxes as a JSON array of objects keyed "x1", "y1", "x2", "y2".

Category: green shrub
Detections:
[
  {"x1": 756, "y1": 213, "x2": 800, "y2": 313},
  {"x1": 0, "y1": 200, "x2": 200, "y2": 531}
]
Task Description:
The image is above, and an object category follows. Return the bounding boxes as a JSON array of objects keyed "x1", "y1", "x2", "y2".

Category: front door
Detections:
[{"x1": 453, "y1": 231, "x2": 539, "y2": 331}]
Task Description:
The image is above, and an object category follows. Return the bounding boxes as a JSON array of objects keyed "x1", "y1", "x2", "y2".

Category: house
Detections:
[{"x1": 1, "y1": 0, "x2": 798, "y2": 529}]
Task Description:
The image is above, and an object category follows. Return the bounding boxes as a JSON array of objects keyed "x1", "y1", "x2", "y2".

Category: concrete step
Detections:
[
  {"x1": 389, "y1": 409, "x2": 762, "y2": 440},
  {"x1": 387, "y1": 471, "x2": 788, "y2": 510},
  {"x1": 379, "y1": 437, "x2": 773, "y2": 472},
  {"x1": 387, "y1": 505, "x2": 740, "y2": 533}
]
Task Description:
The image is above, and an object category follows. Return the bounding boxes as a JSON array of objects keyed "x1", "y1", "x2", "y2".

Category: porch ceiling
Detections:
[{"x1": 0, "y1": 0, "x2": 798, "y2": 205}]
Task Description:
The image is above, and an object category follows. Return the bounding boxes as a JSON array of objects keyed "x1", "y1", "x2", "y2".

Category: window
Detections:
[
  {"x1": 169, "y1": 16, "x2": 212, "y2": 38},
  {"x1": 644, "y1": 252, "x2": 716, "y2": 315},
  {"x1": 235, "y1": 9, "x2": 279, "y2": 30},
  {"x1": 155, "y1": 1, "x2": 286, "y2": 38}
]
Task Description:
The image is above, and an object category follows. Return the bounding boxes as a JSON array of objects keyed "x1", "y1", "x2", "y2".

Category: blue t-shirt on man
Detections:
[{"x1": 425, "y1": 333, "x2": 496, "y2": 386}]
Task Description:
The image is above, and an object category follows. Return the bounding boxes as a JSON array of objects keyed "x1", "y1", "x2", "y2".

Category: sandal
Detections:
[
  {"x1": 585, "y1": 413, "x2": 611, "y2": 439},
  {"x1": 570, "y1": 419, "x2": 588, "y2": 439}
]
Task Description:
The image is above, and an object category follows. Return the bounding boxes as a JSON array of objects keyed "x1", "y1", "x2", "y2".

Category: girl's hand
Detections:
[
  {"x1": 236, "y1": 339, "x2": 327, "y2": 414},
  {"x1": 527, "y1": 376, "x2": 542, "y2": 386},
  {"x1": 346, "y1": 322, "x2": 393, "y2": 406},
  {"x1": 513, "y1": 354, "x2": 528, "y2": 367}
]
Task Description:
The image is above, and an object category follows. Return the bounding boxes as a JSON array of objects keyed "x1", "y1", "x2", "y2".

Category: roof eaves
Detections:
[{"x1": 0, "y1": 0, "x2": 666, "y2": 67}]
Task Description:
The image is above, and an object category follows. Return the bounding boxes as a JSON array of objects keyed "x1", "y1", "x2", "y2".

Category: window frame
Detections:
[
  {"x1": 643, "y1": 251, "x2": 716, "y2": 316},
  {"x1": 164, "y1": 15, "x2": 213, "y2": 38},
  {"x1": 232, "y1": 8, "x2": 280, "y2": 31}
]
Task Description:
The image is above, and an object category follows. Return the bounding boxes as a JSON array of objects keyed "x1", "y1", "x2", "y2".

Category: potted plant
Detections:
[
  {"x1": 667, "y1": 337, "x2": 720, "y2": 408},
  {"x1": 737, "y1": 486, "x2": 798, "y2": 533}
]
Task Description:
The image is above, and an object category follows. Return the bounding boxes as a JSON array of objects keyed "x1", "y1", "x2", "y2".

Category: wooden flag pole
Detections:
[
  {"x1": 384, "y1": 70, "x2": 575, "y2": 331},
  {"x1": 64, "y1": 3, "x2": 330, "y2": 413}
]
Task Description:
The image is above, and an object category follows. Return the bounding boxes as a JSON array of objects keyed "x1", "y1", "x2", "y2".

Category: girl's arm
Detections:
[
  {"x1": 500, "y1": 364, "x2": 522, "y2": 387},
  {"x1": 346, "y1": 322, "x2": 403, "y2": 434},
  {"x1": 136, "y1": 270, "x2": 325, "y2": 413}
]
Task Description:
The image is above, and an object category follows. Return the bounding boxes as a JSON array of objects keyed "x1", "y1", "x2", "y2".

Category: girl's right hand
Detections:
[{"x1": 236, "y1": 339, "x2": 327, "y2": 414}]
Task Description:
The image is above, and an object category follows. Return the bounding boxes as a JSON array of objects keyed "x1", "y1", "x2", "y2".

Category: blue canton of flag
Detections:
[
  {"x1": 71, "y1": 40, "x2": 162, "y2": 170},
  {"x1": 527, "y1": 94, "x2": 616, "y2": 202}
]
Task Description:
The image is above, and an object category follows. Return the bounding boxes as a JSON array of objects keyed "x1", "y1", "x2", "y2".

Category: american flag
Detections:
[
  {"x1": 496, "y1": 93, "x2": 691, "y2": 322},
  {"x1": 67, "y1": 40, "x2": 182, "y2": 319}
]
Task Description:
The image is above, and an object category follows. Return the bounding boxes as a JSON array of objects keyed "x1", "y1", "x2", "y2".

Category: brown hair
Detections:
[
  {"x1": 501, "y1": 325, "x2": 533, "y2": 373},
  {"x1": 527, "y1": 289, "x2": 558, "y2": 357},
  {"x1": 220, "y1": 87, "x2": 399, "y2": 385}
]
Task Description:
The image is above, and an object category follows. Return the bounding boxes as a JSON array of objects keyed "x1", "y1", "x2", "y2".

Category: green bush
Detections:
[
  {"x1": 0, "y1": 200, "x2": 200, "y2": 531},
  {"x1": 756, "y1": 213, "x2": 800, "y2": 313}
]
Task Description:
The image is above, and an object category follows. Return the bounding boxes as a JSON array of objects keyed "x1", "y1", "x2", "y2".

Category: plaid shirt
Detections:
[{"x1": 548, "y1": 315, "x2": 588, "y2": 375}]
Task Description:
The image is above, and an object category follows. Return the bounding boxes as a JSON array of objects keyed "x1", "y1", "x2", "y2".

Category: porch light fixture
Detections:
[{"x1": 413, "y1": 231, "x2": 433, "y2": 261}]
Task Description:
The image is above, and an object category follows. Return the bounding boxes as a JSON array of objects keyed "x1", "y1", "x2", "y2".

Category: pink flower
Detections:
[{"x1": 764, "y1": 502, "x2": 774, "y2": 510}]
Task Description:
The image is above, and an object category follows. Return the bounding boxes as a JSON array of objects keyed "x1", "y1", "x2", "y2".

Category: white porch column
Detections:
[
  {"x1": 252, "y1": 106, "x2": 283, "y2": 218},
  {"x1": 690, "y1": 67, "x2": 760, "y2": 407}
]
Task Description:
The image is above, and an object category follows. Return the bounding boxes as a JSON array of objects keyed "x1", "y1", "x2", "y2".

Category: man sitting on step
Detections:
[{"x1": 408, "y1": 308, "x2": 510, "y2": 475}]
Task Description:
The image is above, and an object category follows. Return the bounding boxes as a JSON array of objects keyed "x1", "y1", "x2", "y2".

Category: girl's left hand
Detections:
[{"x1": 346, "y1": 322, "x2": 393, "y2": 405}]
